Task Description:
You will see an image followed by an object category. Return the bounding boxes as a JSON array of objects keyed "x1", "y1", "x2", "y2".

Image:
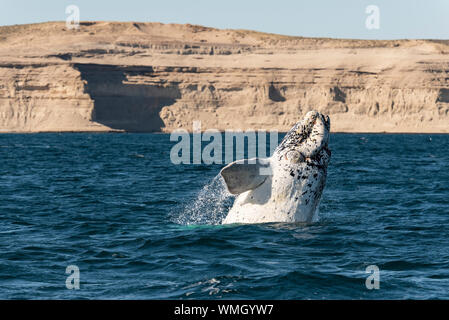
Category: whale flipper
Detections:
[
  {"x1": 220, "y1": 158, "x2": 271, "y2": 195},
  {"x1": 221, "y1": 111, "x2": 331, "y2": 224}
]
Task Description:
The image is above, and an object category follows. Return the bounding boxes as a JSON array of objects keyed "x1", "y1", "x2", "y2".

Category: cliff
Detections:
[{"x1": 0, "y1": 21, "x2": 448, "y2": 133}]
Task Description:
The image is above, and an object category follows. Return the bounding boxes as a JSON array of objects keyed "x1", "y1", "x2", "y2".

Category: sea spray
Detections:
[{"x1": 171, "y1": 175, "x2": 235, "y2": 225}]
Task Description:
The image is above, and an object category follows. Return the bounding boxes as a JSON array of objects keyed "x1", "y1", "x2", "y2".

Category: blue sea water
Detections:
[{"x1": 0, "y1": 133, "x2": 448, "y2": 299}]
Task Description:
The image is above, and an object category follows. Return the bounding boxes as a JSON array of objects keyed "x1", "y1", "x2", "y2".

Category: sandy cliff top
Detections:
[{"x1": 0, "y1": 22, "x2": 448, "y2": 133}]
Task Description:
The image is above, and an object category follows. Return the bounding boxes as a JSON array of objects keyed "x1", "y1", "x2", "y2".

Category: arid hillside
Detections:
[{"x1": 0, "y1": 21, "x2": 448, "y2": 132}]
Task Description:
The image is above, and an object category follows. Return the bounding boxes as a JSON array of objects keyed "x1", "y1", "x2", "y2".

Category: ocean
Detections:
[{"x1": 0, "y1": 133, "x2": 448, "y2": 299}]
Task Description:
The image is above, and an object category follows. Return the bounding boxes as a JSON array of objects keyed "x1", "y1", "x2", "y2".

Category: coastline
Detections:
[
  {"x1": 0, "y1": 21, "x2": 448, "y2": 134},
  {"x1": 1, "y1": 130, "x2": 448, "y2": 135}
]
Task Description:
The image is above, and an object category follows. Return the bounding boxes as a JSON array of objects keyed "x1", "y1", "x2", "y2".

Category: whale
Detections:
[{"x1": 220, "y1": 111, "x2": 331, "y2": 224}]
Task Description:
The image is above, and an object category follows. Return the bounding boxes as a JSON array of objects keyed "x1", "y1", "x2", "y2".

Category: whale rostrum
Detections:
[{"x1": 220, "y1": 111, "x2": 331, "y2": 224}]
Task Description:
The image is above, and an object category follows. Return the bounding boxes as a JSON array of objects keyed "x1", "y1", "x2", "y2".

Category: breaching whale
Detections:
[{"x1": 220, "y1": 111, "x2": 331, "y2": 224}]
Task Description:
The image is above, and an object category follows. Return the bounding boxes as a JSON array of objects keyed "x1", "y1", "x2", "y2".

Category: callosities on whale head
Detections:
[
  {"x1": 274, "y1": 110, "x2": 331, "y2": 169},
  {"x1": 220, "y1": 110, "x2": 331, "y2": 224}
]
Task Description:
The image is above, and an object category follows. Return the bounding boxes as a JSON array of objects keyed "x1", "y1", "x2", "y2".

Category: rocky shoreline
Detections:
[{"x1": 0, "y1": 22, "x2": 448, "y2": 133}]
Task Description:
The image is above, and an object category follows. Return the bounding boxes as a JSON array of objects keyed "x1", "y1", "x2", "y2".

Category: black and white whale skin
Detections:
[{"x1": 220, "y1": 111, "x2": 331, "y2": 224}]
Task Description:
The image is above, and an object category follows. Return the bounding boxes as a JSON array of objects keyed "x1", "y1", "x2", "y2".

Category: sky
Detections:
[{"x1": 1, "y1": 0, "x2": 448, "y2": 40}]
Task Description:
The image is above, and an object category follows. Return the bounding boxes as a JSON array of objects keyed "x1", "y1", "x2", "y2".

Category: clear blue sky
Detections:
[{"x1": 1, "y1": 0, "x2": 448, "y2": 40}]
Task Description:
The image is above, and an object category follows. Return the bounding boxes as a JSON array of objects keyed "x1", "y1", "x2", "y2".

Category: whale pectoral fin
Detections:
[{"x1": 220, "y1": 158, "x2": 271, "y2": 195}]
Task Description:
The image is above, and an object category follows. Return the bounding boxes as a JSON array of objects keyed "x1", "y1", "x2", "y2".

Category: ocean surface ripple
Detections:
[{"x1": 0, "y1": 133, "x2": 448, "y2": 299}]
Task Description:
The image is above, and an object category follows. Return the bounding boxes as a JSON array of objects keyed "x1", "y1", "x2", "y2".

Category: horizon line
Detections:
[{"x1": 1, "y1": 20, "x2": 448, "y2": 42}]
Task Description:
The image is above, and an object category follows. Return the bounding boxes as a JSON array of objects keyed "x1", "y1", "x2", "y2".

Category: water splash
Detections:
[{"x1": 171, "y1": 175, "x2": 235, "y2": 225}]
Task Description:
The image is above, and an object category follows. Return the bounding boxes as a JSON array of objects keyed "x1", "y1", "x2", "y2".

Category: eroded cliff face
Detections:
[{"x1": 0, "y1": 22, "x2": 448, "y2": 132}]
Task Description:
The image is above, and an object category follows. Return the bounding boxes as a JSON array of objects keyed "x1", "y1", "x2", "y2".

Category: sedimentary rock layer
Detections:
[{"x1": 0, "y1": 22, "x2": 448, "y2": 132}]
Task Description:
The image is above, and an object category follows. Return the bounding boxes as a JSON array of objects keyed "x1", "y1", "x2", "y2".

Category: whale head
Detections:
[
  {"x1": 273, "y1": 110, "x2": 331, "y2": 168},
  {"x1": 220, "y1": 110, "x2": 331, "y2": 224}
]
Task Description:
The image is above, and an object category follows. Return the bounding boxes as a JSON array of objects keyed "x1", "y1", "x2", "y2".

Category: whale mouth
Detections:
[{"x1": 275, "y1": 111, "x2": 331, "y2": 168}]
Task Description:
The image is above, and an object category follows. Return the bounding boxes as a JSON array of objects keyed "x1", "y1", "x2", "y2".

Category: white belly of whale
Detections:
[
  {"x1": 219, "y1": 111, "x2": 331, "y2": 225},
  {"x1": 222, "y1": 167, "x2": 323, "y2": 224}
]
